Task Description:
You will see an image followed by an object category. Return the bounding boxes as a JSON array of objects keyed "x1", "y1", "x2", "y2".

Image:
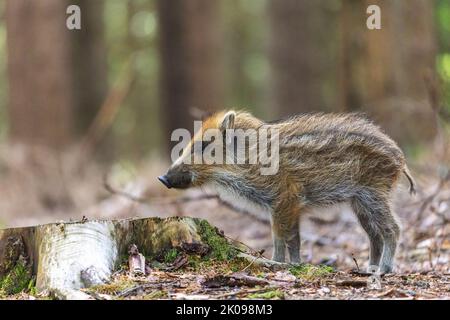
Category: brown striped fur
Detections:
[{"x1": 160, "y1": 110, "x2": 416, "y2": 273}]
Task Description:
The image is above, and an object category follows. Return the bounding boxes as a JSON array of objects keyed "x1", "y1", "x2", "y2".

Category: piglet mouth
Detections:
[{"x1": 158, "y1": 175, "x2": 172, "y2": 189}]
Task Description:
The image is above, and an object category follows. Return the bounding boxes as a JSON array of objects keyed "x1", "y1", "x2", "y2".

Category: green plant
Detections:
[
  {"x1": 248, "y1": 289, "x2": 284, "y2": 299},
  {"x1": 289, "y1": 264, "x2": 334, "y2": 280},
  {"x1": 196, "y1": 219, "x2": 238, "y2": 261}
]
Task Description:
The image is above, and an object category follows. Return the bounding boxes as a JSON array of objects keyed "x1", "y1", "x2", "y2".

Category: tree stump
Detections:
[{"x1": 0, "y1": 217, "x2": 216, "y2": 299}]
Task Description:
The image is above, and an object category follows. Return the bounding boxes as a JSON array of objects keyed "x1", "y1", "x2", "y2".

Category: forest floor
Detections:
[
  {"x1": 0, "y1": 150, "x2": 449, "y2": 300},
  {"x1": 84, "y1": 269, "x2": 450, "y2": 300}
]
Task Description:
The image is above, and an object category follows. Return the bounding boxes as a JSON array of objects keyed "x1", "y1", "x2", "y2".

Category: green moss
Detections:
[
  {"x1": 186, "y1": 254, "x2": 264, "y2": 275},
  {"x1": 142, "y1": 290, "x2": 167, "y2": 299},
  {"x1": 196, "y1": 219, "x2": 238, "y2": 261},
  {"x1": 289, "y1": 264, "x2": 334, "y2": 280},
  {"x1": 248, "y1": 289, "x2": 284, "y2": 300},
  {"x1": 186, "y1": 255, "x2": 202, "y2": 269},
  {"x1": 0, "y1": 259, "x2": 33, "y2": 296},
  {"x1": 164, "y1": 248, "x2": 179, "y2": 263},
  {"x1": 182, "y1": 220, "x2": 267, "y2": 274},
  {"x1": 28, "y1": 278, "x2": 37, "y2": 296},
  {"x1": 227, "y1": 256, "x2": 258, "y2": 272}
]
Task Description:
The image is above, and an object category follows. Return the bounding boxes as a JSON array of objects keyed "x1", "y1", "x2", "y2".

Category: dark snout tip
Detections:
[{"x1": 158, "y1": 175, "x2": 172, "y2": 189}]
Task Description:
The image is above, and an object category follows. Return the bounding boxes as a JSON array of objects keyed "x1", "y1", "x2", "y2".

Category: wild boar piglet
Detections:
[{"x1": 158, "y1": 110, "x2": 416, "y2": 274}]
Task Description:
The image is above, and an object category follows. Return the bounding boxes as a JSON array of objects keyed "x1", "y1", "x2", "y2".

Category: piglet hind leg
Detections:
[
  {"x1": 286, "y1": 220, "x2": 301, "y2": 264},
  {"x1": 352, "y1": 191, "x2": 399, "y2": 274},
  {"x1": 379, "y1": 210, "x2": 400, "y2": 274},
  {"x1": 351, "y1": 197, "x2": 384, "y2": 272}
]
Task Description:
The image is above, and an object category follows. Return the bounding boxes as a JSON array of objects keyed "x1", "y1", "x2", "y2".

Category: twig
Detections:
[
  {"x1": 237, "y1": 253, "x2": 289, "y2": 271},
  {"x1": 117, "y1": 281, "x2": 172, "y2": 298},
  {"x1": 351, "y1": 253, "x2": 360, "y2": 271},
  {"x1": 415, "y1": 172, "x2": 450, "y2": 222},
  {"x1": 335, "y1": 279, "x2": 367, "y2": 288},
  {"x1": 102, "y1": 174, "x2": 149, "y2": 203},
  {"x1": 79, "y1": 58, "x2": 135, "y2": 161},
  {"x1": 103, "y1": 174, "x2": 216, "y2": 204},
  {"x1": 202, "y1": 273, "x2": 269, "y2": 288},
  {"x1": 240, "y1": 250, "x2": 265, "y2": 273},
  {"x1": 427, "y1": 247, "x2": 434, "y2": 270},
  {"x1": 117, "y1": 284, "x2": 147, "y2": 298},
  {"x1": 214, "y1": 286, "x2": 278, "y2": 299},
  {"x1": 102, "y1": 174, "x2": 270, "y2": 224},
  {"x1": 225, "y1": 235, "x2": 264, "y2": 256}
]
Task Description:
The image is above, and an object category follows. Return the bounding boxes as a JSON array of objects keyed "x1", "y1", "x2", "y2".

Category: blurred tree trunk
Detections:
[
  {"x1": 222, "y1": 0, "x2": 269, "y2": 118},
  {"x1": 6, "y1": 0, "x2": 74, "y2": 149},
  {"x1": 268, "y1": 0, "x2": 338, "y2": 118},
  {"x1": 338, "y1": 0, "x2": 367, "y2": 113},
  {"x1": 157, "y1": 0, "x2": 224, "y2": 154},
  {"x1": 339, "y1": 0, "x2": 437, "y2": 146},
  {"x1": 72, "y1": 0, "x2": 108, "y2": 135}
]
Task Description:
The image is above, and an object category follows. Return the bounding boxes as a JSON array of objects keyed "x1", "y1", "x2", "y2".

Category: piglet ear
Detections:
[{"x1": 219, "y1": 111, "x2": 236, "y2": 132}]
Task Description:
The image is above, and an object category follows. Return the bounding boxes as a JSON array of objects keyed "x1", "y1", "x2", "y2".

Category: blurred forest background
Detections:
[
  {"x1": 0, "y1": 1, "x2": 449, "y2": 273},
  {"x1": 1, "y1": 0, "x2": 450, "y2": 158}
]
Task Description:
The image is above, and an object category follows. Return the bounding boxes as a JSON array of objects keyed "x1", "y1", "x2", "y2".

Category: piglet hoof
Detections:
[
  {"x1": 367, "y1": 265, "x2": 379, "y2": 274},
  {"x1": 238, "y1": 253, "x2": 289, "y2": 271},
  {"x1": 379, "y1": 265, "x2": 394, "y2": 275}
]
